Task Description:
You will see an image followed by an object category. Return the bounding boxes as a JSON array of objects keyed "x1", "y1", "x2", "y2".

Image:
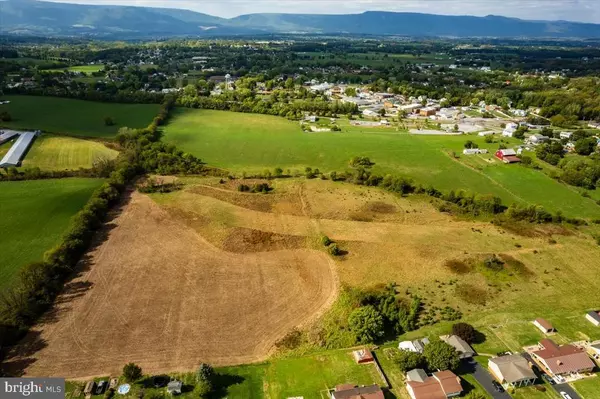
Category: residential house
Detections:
[
  {"x1": 353, "y1": 348, "x2": 375, "y2": 364},
  {"x1": 420, "y1": 107, "x2": 438, "y2": 117},
  {"x1": 512, "y1": 109, "x2": 527, "y2": 117},
  {"x1": 560, "y1": 132, "x2": 573, "y2": 140},
  {"x1": 440, "y1": 335, "x2": 476, "y2": 359},
  {"x1": 528, "y1": 134, "x2": 550, "y2": 145},
  {"x1": 533, "y1": 318, "x2": 555, "y2": 334},
  {"x1": 363, "y1": 109, "x2": 379, "y2": 118},
  {"x1": 399, "y1": 338, "x2": 430, "y2": 353},
  {"x1": 488, "y1": 355, "x2": 537, "y2": 388},
  {"x1": 405, "y1": 369, "x2": 463, "y2": 399},
  {"x1": 530, "y1": 339, "x2": 595, "y2": 377},
  {"x1": 495, "y1": 149, "x2": 521, "y2": 164},
  {"x1": 330, "y1": 384, "x2": 384, "y2": 399},
  {"x1": 585, "y1": 310, "x2": 600, "y2": 327},
  {"x1": 502, "y1": 123, "x2": 518, "y2": 137}
]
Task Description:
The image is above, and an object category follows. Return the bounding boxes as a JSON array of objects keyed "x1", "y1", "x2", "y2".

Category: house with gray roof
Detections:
[
  {"x1": 488, "y1": 355, "x2": 536, "y2": 387},
  {"x1": 439, "y1": 335, "x2": 476, "y2": 359}
]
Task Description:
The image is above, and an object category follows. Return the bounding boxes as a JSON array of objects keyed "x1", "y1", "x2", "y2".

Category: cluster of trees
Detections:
[
  {"x1": 177, "y1": 90, "x2": 357, "y2": 120},
  {"x1": 348, "y1": 285, "x2": 422, "y2": 343},
  {"x1": 237, "y1": 182, "x2": 272, "y2": 193}
]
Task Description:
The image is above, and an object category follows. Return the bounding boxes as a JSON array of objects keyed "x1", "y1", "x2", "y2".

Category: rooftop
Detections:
[
  {"x1": 532, "y1": 339, "x2": 594, "y2": 375},
  {"x1": 489, "y1": 355, "x2": 536, "y2": 383}
]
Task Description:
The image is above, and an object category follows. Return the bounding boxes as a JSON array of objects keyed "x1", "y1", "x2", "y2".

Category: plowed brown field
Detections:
[{"x1": 6, "y1": 192, "x2": 336, "y2": 378}]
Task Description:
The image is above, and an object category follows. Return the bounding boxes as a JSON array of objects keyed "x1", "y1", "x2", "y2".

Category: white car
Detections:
[{"x1": 560, "y1": 392, "x2": 572, "y2": 399}]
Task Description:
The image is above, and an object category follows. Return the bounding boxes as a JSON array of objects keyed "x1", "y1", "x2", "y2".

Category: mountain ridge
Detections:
[{"x1": 2, "y1": 0, "x2": 600, "y2": 38}]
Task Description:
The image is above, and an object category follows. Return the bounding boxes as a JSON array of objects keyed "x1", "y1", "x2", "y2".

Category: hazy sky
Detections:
[{"x1": 40, "y1": 0, "x2": 600, "y2": 22}]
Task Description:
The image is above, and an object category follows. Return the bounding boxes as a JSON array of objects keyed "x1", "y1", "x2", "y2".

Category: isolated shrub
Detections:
[
  {"x1": 104, "y1": 116, "x2": 115, "y2": 126},
  {"x1": 123, "y1": 363, "x2": 142, "y2": 382},
  {"x1": 348, "y1": 305, "x2": 385, "y2": 343},
  {"x1": 321, "y1": 235, "x2": 332, "y2": 246},
  {"x1": 452, "y1": 322, "x2": 476, "y2": 343},
  {"x1": 237, "y1": 184, "x2": 250, "y2": 192},
  {"x1": 483, "y1": 255, "x2": 504, "y2": 271},
  {"x1": 328, "y1": 243, "x2": 341, "y2": 256},
  {"x1": 0, "y1": 111, "x2": 12, "y2": 122},
  {"x1": 423, "y1": 340, "x2": 461, "y2": 371},
  {"x1": 196, "y1": 363, "x2": 214, "y2": 383}
]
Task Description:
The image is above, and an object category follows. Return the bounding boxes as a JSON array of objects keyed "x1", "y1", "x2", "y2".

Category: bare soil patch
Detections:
[
  {"x1": 222, "y1": 227, "x2": 306, "y2": 253},
  {"x1": 6, "y1": 193, "x2": 336, "y2": 378}
]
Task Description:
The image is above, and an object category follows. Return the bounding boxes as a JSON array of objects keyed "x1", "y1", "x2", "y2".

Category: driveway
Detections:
[
  {"x1": 554, "y1": 383, "x2": 582, "y2": 399},
  {"x1": 464, "y1": 359, "x2": 512, "y2": 399}
]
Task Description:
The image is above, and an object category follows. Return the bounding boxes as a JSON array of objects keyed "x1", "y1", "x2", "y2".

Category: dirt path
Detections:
[{"x1": 4, "y1": 193, "x2": 337, "y2": 379}]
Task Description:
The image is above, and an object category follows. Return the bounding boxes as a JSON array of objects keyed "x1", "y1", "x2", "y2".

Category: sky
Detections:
[{"x1": 39, "y1": 0, "x2": 600, "y2": 23}]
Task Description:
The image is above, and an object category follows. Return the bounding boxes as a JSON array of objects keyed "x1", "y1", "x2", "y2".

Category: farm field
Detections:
[
  {"x1": 0, "y1": 178, "x2": 104, "y2": 289},
  {"x1": 6, "y1": 177, "x2": 600, "y2": 390},
  {"x1": 0, "y1": 96, "x2": 159, "y2": 138},
  {"x1": 46, "y1": 64, "x2": 105, "y2": 73},
  {"x1": 20, "y1": 135, "x2": 119, "y2": 170},
  {"x1": 163, "y1": 109, "x2": 600, "y2": 219},
  {"x1": 5, "y1": 190, "x2": 337, "y2": 378}
]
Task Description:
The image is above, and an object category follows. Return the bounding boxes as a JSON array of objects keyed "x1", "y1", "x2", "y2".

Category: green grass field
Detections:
[
  {"x1": 65, "y1": 349, "x2": 384, "y2": 399},
  {"x1": 46, "y1": 65, "x2": 104, "y2": 73},
  {"x1": 572, "y1": 377, "x2": 600, "y2": 399},
  {"x1": 0, "y1": 178, "x2": 104, "y2": 289},
  {"x1": 19, "y1": 135, "x2": 119, "y2": 170},
  {"x1": 0, "y1": 95, "x2": 159, "y2": 138},
  {"x1": 163, "y1": 109, "x2": 600, "y2": 218}
]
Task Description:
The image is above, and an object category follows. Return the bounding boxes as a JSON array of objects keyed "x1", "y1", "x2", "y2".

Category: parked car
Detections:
[
  {"x1": 492, "y1": 381, "x2": 505, "y2": 392},
  {"x1": 542, "y1": 374, "x2": 555, "y2": 385},
  {"x1": 560, "y1": 392, "x2": 572, "y2": 399},
  {"x1": 95, "y1": 381, "x2": 107, "y2": 395}
]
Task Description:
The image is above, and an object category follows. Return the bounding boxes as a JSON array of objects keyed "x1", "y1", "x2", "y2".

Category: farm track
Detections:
[{"x1": 5, "y1": 192, "x2": 337, "y2": 379}]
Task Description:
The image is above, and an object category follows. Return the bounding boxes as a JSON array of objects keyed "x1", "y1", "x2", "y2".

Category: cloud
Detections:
[{"x1": 39, "y1": 0, "x2": 600, "y2": 22}]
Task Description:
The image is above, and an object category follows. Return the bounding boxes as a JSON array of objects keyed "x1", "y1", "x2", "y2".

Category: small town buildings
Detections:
[
  {"x1": 353, "y1": 348, "x2": 375, "y2": 364},
  {"x1": 440, "y1": 335, "x2": 476, "y2": 359},
  {"x1": 398, "y1": 103, "x2": 422, "y2": 113},
  {"x1": 530, "y1": 339, "x2": 595, "y2": 377},
  {"x1": 167, "y1": 380, "x2": 182, "y2": 395},
  {"x1": 533, "y1": 318, "x2": 555, "y2": 334},
  {"x1": 488, "y1": 355, "x2": 537, "y2": 388},
  {"x1": 586, "y1": 310, "x2": 600, "y2": 327},
  {"x1": 420, "y1": 106, "x2": 438, "y2": 117},
  {"x1": 560, "y1": 132, "x2": 573, "y2": 140},
  {"x1": 495, "y1": 149, "x2": 521, "y2": 163},
  {"x1": 331, "y1": 384, "x2": 384, "y2": 399},
  {"x1": 528, "y1": 134, "x2": 550, "y2": 145},
  {"x1": 406, "y1": 369, "x2": 462, "y2": 399},
  {"x1": 399, "y1": 338, "x2": 430, "y2": 353},
  {"x1": 502, "y1": 127, "x2": 517, "y2": 137},
  {"x1": 363, "y1": 109, "x2": 379, "y2": 118}
]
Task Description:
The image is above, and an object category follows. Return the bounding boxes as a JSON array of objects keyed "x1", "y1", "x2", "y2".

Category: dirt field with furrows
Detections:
[{"x1": 4, "y1": 192, "x2": 337, "y2": 379}]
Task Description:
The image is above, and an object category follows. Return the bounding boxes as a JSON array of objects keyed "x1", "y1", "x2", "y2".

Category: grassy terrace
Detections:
[
  {"x1": 0, "y1": 178, "x2": 104, "y2": 289},
  {"x1": 164, "y1": 108, "x2": 600, "y2": 218},
  {"x1": 0, "y1": 95, "x2": 159, "y2": 138},
  {"x1": 19, "y1": 135, "x2": 119, "y2": 170}
]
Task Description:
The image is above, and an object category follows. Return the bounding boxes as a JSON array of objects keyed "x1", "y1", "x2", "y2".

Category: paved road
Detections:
[
  {"x1": 554, "y1": 383, "x2": 582, "y2": 399},
  {"x1": 465, "y1": 359, "x2": 512, "y2": 399}
]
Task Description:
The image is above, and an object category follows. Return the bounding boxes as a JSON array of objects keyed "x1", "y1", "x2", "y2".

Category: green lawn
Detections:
[
  {"x1": 65, "y1": 349, "x2": 384, "y2": 399},
  {"x1": 0, "y1": 95, "x2": 159, "y2": 138},
  {"x1": 0, "y1": 178, "x2": 104, "y2": 289},
  {"x1": 46, "y1": 64, "x2": 105, "y2": 73},
  {"x1": 572, "y1": 377, "x2": 600, "y2": 399},
  {"x1": 18, "y1": 134, "x2": 119, "y2": 170},
  {"x1": 163, "y1": 109, "x2": 600, "y2": 218}
]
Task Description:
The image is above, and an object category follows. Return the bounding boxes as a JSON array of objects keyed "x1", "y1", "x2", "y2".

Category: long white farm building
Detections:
[{"x1": 0, "y1": 131, "x2": 40, "y2": 167}]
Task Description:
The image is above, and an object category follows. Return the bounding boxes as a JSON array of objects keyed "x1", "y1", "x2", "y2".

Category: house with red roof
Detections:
[
  {"x1": 530, "y1": 339, "x2": 595, "y2": 377},
  {"x1": 405, "y1": 369, "x2": 463, "y2": 399}
]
